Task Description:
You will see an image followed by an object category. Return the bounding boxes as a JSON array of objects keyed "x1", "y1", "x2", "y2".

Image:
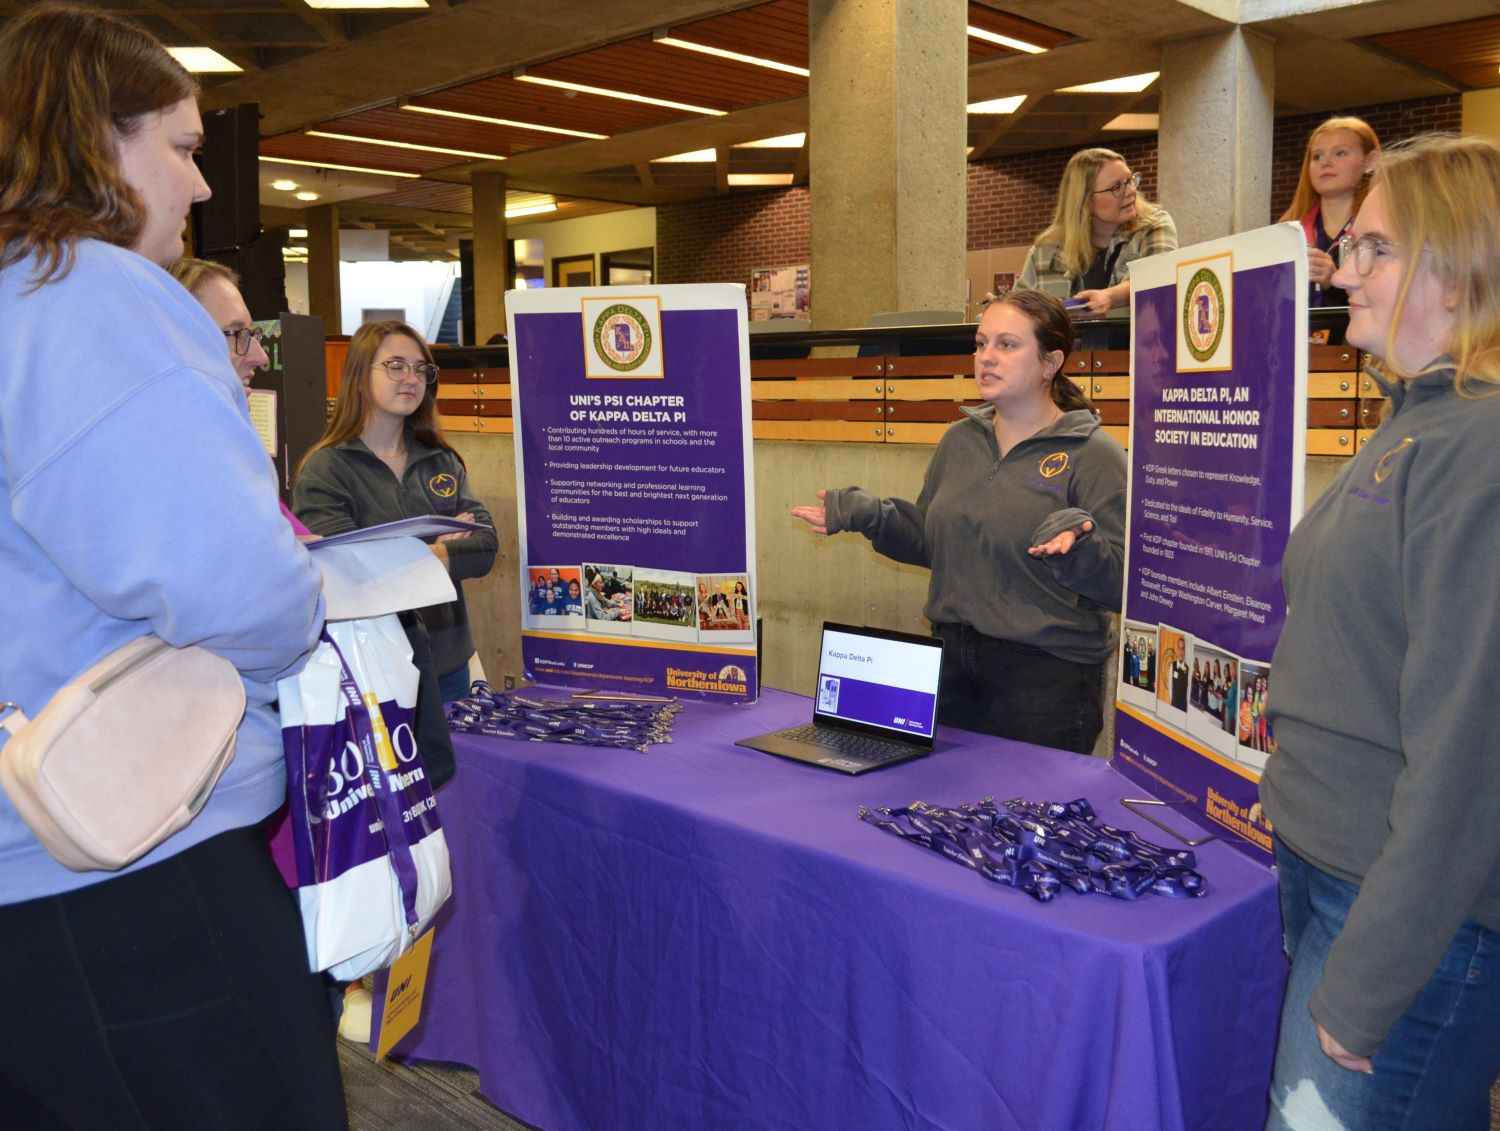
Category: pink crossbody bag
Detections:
[{"x1": 0, "y1": 636, "x2": 246, "y2": 872}]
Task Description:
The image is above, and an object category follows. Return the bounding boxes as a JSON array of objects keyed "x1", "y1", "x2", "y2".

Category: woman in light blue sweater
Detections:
[{"x1": 0, "y1": 7, "x2": 344, "y2": 1125}]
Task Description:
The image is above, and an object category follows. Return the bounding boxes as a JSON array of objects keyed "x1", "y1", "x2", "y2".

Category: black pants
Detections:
[
  {"x1": 934, "y1": 623, "x2": 1104, "y2": 754},
  {"x1": 0, "y1": 826, "x2": 347, "y2": 1130}
]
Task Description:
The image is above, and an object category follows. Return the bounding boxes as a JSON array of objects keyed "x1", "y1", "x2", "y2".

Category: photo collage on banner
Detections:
[
  {"x1": 508, "y1": 285, "x2": 757, "y2": 701},
  {"x1": 1113, "y1": 225, "x2": 1308, "y2": 861}
]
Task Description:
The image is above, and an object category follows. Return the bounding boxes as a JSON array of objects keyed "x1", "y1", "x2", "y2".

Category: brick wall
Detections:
[
  {"x1": 656, "y1": 94, "x2": 1462, "y2": 286},
  {"x1": 657, "y1": 187, "x2": 810, "y2": 289}
]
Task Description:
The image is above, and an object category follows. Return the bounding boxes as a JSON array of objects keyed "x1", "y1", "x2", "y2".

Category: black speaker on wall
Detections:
[{"x1": 194, "y1": 103, "x2": 261, "y2": 254}]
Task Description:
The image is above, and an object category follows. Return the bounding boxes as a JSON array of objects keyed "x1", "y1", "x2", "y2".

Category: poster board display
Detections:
[
  {"x1": 508, "y1": 285, "x2": 758, "y2": 701},
  {"x1": 1112, "y1": 223, "x2": 1308, "y2": 861},
  {"x1": 749, "y1": 264, "x2": 810, "y2": 322}
]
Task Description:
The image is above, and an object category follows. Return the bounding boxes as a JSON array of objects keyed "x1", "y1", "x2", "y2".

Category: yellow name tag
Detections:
[{"x1": 374, "y1": 928, "x2": 434, "y2": 1061}]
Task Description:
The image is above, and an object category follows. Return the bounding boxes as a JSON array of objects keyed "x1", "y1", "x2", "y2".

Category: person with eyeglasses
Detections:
[
  {"x1": 294, "y1": 320, "x2": 496, "y2": 706},
  {"x1": 166, "y1": 256, "x2": 268, "y2": 389},
  {"x1": 1259, "y1": 133, "x2": 1500, "y2": 1131},
  {"x1": 1016, "y1": 147, "x2": 1177, "y2": 318},
  {"x1": 1277, "y1": 116, "x2": 1381, "y2": 311}
]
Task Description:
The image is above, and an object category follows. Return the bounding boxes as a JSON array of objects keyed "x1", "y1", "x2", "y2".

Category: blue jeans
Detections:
[{"x1": 1266, "y1": 840, "x2": 1500, "y2": 1130}]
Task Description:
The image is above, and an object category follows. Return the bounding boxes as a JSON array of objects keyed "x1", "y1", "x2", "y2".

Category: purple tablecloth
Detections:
[{"x1": 395, "y1": 689, "x2": 1285, "y2": 1130}]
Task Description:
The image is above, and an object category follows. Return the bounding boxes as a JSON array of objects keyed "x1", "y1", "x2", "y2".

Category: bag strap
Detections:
[
  {"x1": 323, "y1": 629, "x2": 423, "y2": 937},
  {"x1": 0, "y1": 703, "x2": 28, "y2": 737}
]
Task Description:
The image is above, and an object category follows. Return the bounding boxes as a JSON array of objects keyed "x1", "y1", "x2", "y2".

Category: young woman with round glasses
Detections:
[
  {"x1": 0, "y1": 5, "x2": 345, "y2": 1125},
  {"x1": 1260, "y1": 133, "x2": 1500, "y2": 1130},
  {"x1": 294, "y1": 320, "x2": 496, "y2": 703},
  {"x1": 1017, "y1": 147, "x2": 1177, "y2": 318}
]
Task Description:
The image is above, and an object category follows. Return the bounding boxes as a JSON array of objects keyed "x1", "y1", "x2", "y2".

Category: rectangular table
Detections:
[{"x1": 395, "y1": 689, "x2": 1285, "y2": 1130}]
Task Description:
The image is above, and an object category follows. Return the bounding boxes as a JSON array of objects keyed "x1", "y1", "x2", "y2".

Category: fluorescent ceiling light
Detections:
[
  {"x1": 1059, "y1": 72, "x2": 1159, "y2": 94},
  {"x1": 288, "y1": 228, "x2": 308, "y2": 238},
  {"x1": 727, "y1": 173, "x2": 794, "y2": 186},
  {"x1": 259, "y1": 156, "x2": 420, "y2": 179},
  {"x1": 505, "y1": 202, "x2": 557, "y2": 219},
  {"x1": 966, "y1": 95, "x2": 1025, "y2": 114},
  {"x1": 734, "y1": 133, "x2": 806, "y2": 149},
  {"x1": 401, "y1": 103, "x2": 608, "y2": 140},
  {"x1": 652, "y1": 149, "x2": 716, "y2": 163},
  {"x1": 282, "y1": 246, "x2": 309, "y2": 256},
  {"x1": 514, "y1": 69, "x2": 726, "y2": 117},
  {"x1": 295, "y1": 192, "x2": 320, "y2": 201},
  {"x1": 652, "y1": 32, "x2": 809, "y2": 77},
  {"x1": 307, "y1": 130, "x2": 506, "y2": 161},
  {"x1": 1102, "y1": 113, "x2": 1159, "y2": 132},
  {"x1": 966, "y1": 26, "x2": 1046, "y2": 54},
  {"x1": 305, "y1": 0, "x2": 426, "y2": 7},
  {"x1": 166, "y1": 46, "x2": 242, "y2": 73},
  {"x1": 271, "y1": 179, "x2": 299, "y2": 191}
]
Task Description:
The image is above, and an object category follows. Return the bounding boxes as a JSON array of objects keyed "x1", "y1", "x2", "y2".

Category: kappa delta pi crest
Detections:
[
  {"x1": 592, "y1": 303, "x2": 652, "y2": 373},
  {"x1": 1181, "y1": 268, "x2": 1225, "y2": 363}
]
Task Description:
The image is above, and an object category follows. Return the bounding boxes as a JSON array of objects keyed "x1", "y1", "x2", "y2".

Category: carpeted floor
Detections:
[
  {"x1": 340, "y1": 1043, "x2": 534, "y2": 1131},
  {"x1": 341, "y1": 1043, "x2": 1500, "y2": 1130}
]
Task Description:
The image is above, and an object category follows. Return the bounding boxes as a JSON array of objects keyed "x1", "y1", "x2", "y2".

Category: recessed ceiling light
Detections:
[
  {"x1": 166, "y1": 46, "x2": 242, "y2": 73},
  {"x1": 306, "y1": 130, "x2": 506, "y2": 162},
  {"x1": 652, "y1": 32, "x2": 809, "y2": 77},
  {"x1": 288, "y1": 228, "x2": 308, "y2": 238},
  {"x1": 304, "y1": 0, "x2": 426, "y2": 7},
  {"x1": 727, "y1": 173, "x2": 795, "y2": 186},
  {"x1": 401, "y1": 104, "x2": 608, "y2": 140},
  {"x1": 1101, "y1": 113, "x2": 1160, "y2": 132},
  {"x1": 295, "y1": 192, "x2": 320, "y2": 201},
  {"x1": 966, "y1": 26, "x2": 1046, "y2": 54},
  {"x1": 966, "y1": 95, "x2": 1026, "y2": 115},
  {"x1": 734, "y1": 134, "x2": 806, "y2": 149},
  {"x1": 1059, "y1": 72, "x2": 1159, "y2": 94},
  {"x1": 259, "y1": 156, "x2": 420, "y2": 179},
  {"x1": 271, "y1": 179, "x2": 299, "y2": 192},
  {"x1": 514, "y1": 68, "x2": 726, "y2": 117},
  {"x1": 505, "y1": 203, "x2": 557, "y2": 219},
  {"x1": 652, "y1": 149, "x2": 716, "y2": 163}
]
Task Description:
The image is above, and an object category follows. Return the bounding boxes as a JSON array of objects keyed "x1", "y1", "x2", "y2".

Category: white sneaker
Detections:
[{"x1": 338, "y1": 984, "x2": 373, "y2": 1044}]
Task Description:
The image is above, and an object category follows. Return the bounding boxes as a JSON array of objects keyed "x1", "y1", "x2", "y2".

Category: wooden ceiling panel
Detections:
[
  {"x1": 669, "y1": 0, "x2": 809, "y2": 67},
  {"x1": 259, "y1": 133, "x2": 450, "y2": 175},
  {"x1": 415, "y1": 75, "x2": 679, "y2": 136},
  {"x1": 527, "y1": 37, "x2": 806, "y2": 111},
  {"x1": 1369, "y1": 16, "x2": 1500, "y2": 89},
  {"x1": 313, "y1": 107, "x2": 554, "y2": 160},
  {"x1": 364, "y1": 181, "x2": 475, "y2": 214},
  {"x1": 966, "y1": 2, "x2": 1075, "y2": 61}
]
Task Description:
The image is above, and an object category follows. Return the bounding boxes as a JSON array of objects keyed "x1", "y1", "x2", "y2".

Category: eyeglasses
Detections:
[
  {"x1": 1091, "y1": 171, "x2": 1141, "y2": 199},
  {"x1": 223, "y1": 326, "x2": 265, "y2": 356},
  {"x1": 374, "y1": 358, "x2": 441, "y2": 385},
  {"x1": 1335, "y1": 234, "x2": 1399, "y2": 277}
]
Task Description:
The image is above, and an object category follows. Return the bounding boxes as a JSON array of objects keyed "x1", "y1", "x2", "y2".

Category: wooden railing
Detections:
[{"x1": 432, "y1": 344, "x2": 1384, "y2": 457}]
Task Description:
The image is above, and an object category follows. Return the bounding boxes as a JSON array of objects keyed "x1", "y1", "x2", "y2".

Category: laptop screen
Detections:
[{"x1": 812, "y1": 624, "x2": 943, "y2": 740}]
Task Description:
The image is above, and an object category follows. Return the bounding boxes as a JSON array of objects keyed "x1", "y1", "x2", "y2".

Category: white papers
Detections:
[{"x1": 312, "y1": 537, "x2": 456, "y2": 621}]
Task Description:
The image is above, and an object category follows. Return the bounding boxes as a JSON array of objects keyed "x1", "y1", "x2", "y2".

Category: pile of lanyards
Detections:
[
  {"x1": 448, "y1": 683, "x2": 681, "y2": 753},
  {"x1": 859, "y1": 796, "x2": 1208, "y2": 903}
]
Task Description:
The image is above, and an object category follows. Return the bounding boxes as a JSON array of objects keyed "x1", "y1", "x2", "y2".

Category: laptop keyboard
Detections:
[{"x1": 780, "y1": 724, "x2": 915, "y2": 763}]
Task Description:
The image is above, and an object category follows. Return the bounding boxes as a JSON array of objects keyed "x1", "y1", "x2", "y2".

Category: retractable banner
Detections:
[
  {"x1": 1112, "y1": 224, "x2": 1308, "y2": 861},
  {"x1": 507, "y1": 284, "x2": 757, "y2": 702}
]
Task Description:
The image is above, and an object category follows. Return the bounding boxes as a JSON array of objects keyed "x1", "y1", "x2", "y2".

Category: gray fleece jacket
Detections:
[
  {"x1": 1260, "y1": 364, "x2": 1500, "y2": 1056},
  {"x1": 823, "y1": 405, "x2": 1125, "y2": 664},
  {"x1": 293, "y1": 432, "x2": 497, "y2": 675}
]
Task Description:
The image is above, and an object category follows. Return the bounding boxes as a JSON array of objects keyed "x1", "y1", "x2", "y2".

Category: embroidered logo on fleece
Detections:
[
  {"x1": 1039, "y1": 452, "x2": 1070, "y2": 479},
  {"x1": 427, "y1": 473, "x2": 458, "y2": 499},
  {"x1": 1372, "y1": 436, "x2": 1413, "y2": 484}
]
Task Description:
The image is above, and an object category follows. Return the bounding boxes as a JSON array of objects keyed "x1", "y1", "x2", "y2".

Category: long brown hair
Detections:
[
  {"x1": 1277, "y1": 116, "x2": 1380, "y2": 224},
  {"x1": 0, "y1": 3, "x2": 196, "y2": 285},
  {"x1": 298, "y1": 321, "x2": 459, "y2": 478},
  {"x1": 989, "y1": 289, "x2": 1092, "y2": 412}
]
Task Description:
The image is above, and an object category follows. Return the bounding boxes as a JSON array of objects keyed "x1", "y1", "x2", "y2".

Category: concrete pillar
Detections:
[
  {"x1": 808, "y1": 0, "x2": 967, "y2": 329},
  {"x1": 1159, "y1": 28, "x2": 1275, "y2": 247},
  {"x1": 305, "y1": 203, "x2": 342, "y2": 335},
  {"x1": 471, "y1": 171, "x2": 509, "y2": 345}
]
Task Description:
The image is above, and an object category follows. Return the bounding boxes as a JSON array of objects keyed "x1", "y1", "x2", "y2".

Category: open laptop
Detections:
[{"x1": 737, "y1": 622, "x2": 944, "y2": 775}]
